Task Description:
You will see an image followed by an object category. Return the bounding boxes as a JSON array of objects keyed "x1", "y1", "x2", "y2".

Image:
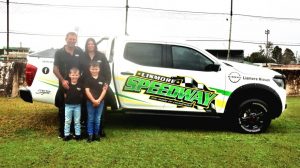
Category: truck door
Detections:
[
  {"x1": 113, "y1": 42, "x2": 168, "y2": 110},
  {"x1": 161, "y1": 45, "x2": 227, "y2": 113}
]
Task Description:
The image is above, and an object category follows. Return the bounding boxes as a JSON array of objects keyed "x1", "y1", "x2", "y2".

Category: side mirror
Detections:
[{"x1": 205, "y1": 64, "x2": 221, "y2": 72}]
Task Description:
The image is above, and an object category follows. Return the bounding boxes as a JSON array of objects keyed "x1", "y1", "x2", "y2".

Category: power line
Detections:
[
  {"x1": 188, "y1": 39, "x2": 300, "y2": 46},
  {"x1": 1, "y1": 1, "x2": 300, "y2": 49},
  {"x1": 0, "y1": 1, "x2": 124, "y2": 9},
  {"x1": 0, "y1": 31, "x2": 102, "y2": 37},
  {"x1": 131, "y1": 6, "x2": 300, "y2": 21},
  {"x1": 130, "y1": 6, "x2": 228, "y2": 16},
  {"x1": 234, "y1": 13, "x2": 300, "y2": 21},
  {"x1": 0, "y1": 31, "x2": 65, "y2": 37},
  {"x1": 1, "y1": 1, "x2": 300, "y2": 21},
  {"x1": 0, "y1": 1, "x2": 300, "y2": 21},
  {"x1": 1, "y1": 31, "x2": 300, "y2": 47}
]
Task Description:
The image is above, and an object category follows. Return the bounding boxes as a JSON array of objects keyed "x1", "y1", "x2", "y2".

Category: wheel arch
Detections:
[
  {"x1": 104, "y1": 86, "x2": 118, "y2": 110},
  {"x1": 225, "y1": 83, "x2": 282, "y2": 119}
]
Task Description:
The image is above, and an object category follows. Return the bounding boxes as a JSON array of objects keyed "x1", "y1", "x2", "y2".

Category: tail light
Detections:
[{"x1": 25, "y1": 64, "x2": 37, "y2": 86}]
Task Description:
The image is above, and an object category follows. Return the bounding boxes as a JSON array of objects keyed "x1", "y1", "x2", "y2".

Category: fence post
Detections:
[{"x1": 11, "y1": 63, "x2": 19, "y2": 97}]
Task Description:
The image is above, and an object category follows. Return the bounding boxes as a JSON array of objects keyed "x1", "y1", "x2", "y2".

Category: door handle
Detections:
[{"x1": 121, "y1": 72, "x2": 134, "y2": 75}]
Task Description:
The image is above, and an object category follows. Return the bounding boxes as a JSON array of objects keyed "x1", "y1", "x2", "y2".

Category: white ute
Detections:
[{"x1": 20, "y1": 36, "x2": 287, "y2": 133}]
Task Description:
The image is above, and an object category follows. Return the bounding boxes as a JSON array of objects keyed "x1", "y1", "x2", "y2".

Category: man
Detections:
[{"x1": 53, "y1": 32, "x2": 84, "y2": 138}]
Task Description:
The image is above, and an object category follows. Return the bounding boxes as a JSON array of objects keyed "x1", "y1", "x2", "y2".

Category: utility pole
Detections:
[
  {"x1": 265, "y1": 29, "x2": 270, "y2": 66},
  {"x1": 227, "y1": 0, "x2": 233, "y2": 61},
  {"x1": 125, "y1": 0, "x2": 129, "y2": 35},
  {"x1": 265, "y1": 29, "x2": 270, "y2": 58},
  {"x1": 7, "y1": 0, "x2": 9, "y2": 55}
]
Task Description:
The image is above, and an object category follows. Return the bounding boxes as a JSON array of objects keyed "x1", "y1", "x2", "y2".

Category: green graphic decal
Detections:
[
  {"x1": 123, "y1": 71, "x2": 218, "y2": 109},
  {"x1": 117, "y1": 93, "x2": 148, "y2": 103},
  {"x1": 209, "y1": 87, "x2": 232, "y2": 96}
]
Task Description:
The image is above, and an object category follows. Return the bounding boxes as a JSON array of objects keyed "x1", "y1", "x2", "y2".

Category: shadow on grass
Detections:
[
  {"x1": 1, "y1": 108, "x2": 230, "y2": 137},
  {"x1": 105, "y1": 111, "x2": 230, "y2": 133},
  {"x1": 3, "y1": 108, "x2": 293, "y2": 137}
]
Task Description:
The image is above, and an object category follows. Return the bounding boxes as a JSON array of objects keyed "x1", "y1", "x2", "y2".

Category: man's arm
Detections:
[{"x1": 53, "y1": 65, "x2": 69, "y2": 90}]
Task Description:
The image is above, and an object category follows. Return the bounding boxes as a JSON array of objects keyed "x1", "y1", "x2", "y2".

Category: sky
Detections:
[{"x1": 0, "y1": 0, "x2": 300, "y2": 57}]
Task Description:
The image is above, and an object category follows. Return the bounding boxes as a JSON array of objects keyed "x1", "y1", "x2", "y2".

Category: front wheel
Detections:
[{"x1": 236, "y1": 99, "x2": 271, "y2": 133}]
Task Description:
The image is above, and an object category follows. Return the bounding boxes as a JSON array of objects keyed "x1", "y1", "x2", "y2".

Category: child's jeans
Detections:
[
  {"x1": 64, "y1": 104, "x2": 81, "y2": 136},
  {"x1": 86, "y1": 101, "x2": 104, "y2": 136}
]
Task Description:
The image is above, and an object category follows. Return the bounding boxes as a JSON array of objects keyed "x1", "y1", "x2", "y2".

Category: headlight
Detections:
[{"x1": 273, "y1": 75, "x2": 286, "y2": 89}]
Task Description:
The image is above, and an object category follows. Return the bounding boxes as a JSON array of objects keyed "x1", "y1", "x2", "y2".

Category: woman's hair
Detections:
[{"x1": 85, "y1": 38, "x2": 98, "y2": 52}]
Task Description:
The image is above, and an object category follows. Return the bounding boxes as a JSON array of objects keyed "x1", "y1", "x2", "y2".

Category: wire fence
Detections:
[{"x1": 273, "y1": 68, "x2": 300, "y2": 96}]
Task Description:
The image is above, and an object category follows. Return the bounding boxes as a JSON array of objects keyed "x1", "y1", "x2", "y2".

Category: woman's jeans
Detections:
[
  {"x1": 86, "y1": 101, "x2": 104, "y2": 136},
  {"x1": 64, "y1": 104, "x2": 81, "y2": 136}
]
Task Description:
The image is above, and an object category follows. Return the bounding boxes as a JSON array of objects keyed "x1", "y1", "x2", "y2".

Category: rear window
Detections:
[
  {"x1": 171, "y1": 45, "x2": 214, "y2": 71},
  {"x1": 124, "y1": 43, "x2": 163, "y2": 67}
]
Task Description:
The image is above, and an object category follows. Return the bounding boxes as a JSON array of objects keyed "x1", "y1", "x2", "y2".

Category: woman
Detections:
[{"x1": 81, "y1": 38, "x2": 111, "y2": 84}]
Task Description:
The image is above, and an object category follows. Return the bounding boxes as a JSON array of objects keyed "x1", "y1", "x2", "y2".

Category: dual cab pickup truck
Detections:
[{"x1": 20, "y1": 36, "x2": 287, "y2": 133}]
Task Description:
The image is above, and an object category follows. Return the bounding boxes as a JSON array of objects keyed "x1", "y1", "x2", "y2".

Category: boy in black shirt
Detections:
[
  {"x1": 85, "y1": 61, "x2": 108, "y2": 142},
  {"x1": 63, "y1": 67, "x2": 83, "y2": 141}
]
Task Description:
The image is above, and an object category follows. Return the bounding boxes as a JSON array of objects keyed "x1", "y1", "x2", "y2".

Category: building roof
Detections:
[
  {"x1": 206, "y1": 49, "x2": 244, "y2": 60},
  {"x1": 29, "y1": 48, "x2": 57, "y2": 58},
  {"x1": 0, "y1": 47, "x2": 30, "y2": 55}
]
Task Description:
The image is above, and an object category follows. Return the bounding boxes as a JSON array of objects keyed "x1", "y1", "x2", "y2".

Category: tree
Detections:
[
  {"x1": 246, "y1": 44, "x2": 297, "y2": 64},
  {"x1": 272, "y1": 46, "x2": 283, "y2": 64},
  {"x1": 244, "y1": 52, "x2": 266, "y2": 63},
  {"x1": 282, "y1": 48, "x2": 296, "y2": 64},
  {"x1": 244, "y1": 45, "x2": 275, "y2": 63}
]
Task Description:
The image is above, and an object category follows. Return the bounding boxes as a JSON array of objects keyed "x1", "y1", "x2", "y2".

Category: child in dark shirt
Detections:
[
  {"x1": 63, "y1": 67, "x2": 83, "y2": 141},
  {"x1": 85, "y1": 61, "x2": 108, "y2": 142}
]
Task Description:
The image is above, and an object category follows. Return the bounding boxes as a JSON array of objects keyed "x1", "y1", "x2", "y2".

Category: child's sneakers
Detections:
[
  {"x1": 63, "y1": 135, "x2": 72, "y2": 141},
  {"x1": 75, "y1": 135, "x2": 81, "y2": 141},
  {"x1": 94, "y1": 135, "x2": 101, "y2": 141},
  {"x1": 87, "y1": 135, "x2": 93, "y2": 143},
  {"x1": 100, "y1": 130, "x2": 106, "y2": 138}
]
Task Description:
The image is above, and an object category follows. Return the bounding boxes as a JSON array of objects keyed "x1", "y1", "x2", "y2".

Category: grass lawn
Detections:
[{"x1": 0, "y1": 97, "x2": 299, "y2": 168}]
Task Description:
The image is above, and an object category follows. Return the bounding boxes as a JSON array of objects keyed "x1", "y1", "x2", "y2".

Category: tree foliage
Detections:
[
  {"x1": 272, "y1": 46, "x2": 283, "y2": 64},
  {"x1": 245, "y1": 43, "x2": 296, "y2": 64},
  {"x1": 244, "y1": 45, "x2": 274, "y2": 63},
  {"x1": 282, "y1": 48, "x2": 296, "y2": 64}
]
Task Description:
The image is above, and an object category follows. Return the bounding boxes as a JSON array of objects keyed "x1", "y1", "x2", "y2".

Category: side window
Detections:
[
  {"x1": 124, "y1": 43, "x2": 163, "y2": 67},
  {"x1": 171, "y1": 46, "x2": 214, "y2": 71}
]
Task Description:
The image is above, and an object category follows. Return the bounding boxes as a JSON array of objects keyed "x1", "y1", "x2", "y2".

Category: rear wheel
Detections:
[{"x1": 236, "y1": 99, "x2": 271, "y2": 133}]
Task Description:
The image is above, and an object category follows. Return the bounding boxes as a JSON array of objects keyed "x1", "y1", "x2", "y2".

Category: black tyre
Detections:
[{"x1": 236, "y1": 99, "x2": 271, "y2": 133}]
